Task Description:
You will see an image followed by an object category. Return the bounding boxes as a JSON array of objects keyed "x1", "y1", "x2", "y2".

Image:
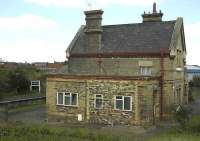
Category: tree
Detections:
[{"x1": 8, "y1": 68, "x2": 30, "y2": 94}]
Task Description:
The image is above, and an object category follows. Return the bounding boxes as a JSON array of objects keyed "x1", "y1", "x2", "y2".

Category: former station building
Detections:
[{"x1": 46, "y1": 3, "x2": 188, "y2": 125}]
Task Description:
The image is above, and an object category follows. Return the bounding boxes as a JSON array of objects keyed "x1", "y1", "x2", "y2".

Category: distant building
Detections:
[
  {"x1": 32, "y1": 62, "x2": 64, "y2": 73},
  {"x1": 186, "y1": 65, "x2": 200, "y2": 81}
]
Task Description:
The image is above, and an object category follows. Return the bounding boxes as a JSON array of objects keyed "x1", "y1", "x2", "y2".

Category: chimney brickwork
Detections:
[
  {"x1": 84, "y1": 10, "x2": 103, "y2": 52},
  {"x1": 142, "y1": 3, "x2": 163, "y2": 22}
]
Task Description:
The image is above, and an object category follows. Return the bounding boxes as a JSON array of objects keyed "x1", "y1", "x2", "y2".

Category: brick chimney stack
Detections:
[
  {"x1": 84, "y1": 10, "x2": 103, "y2": 52},
  {"x1": 142, "y1": 3, "x2": 163, "y2": 22}
]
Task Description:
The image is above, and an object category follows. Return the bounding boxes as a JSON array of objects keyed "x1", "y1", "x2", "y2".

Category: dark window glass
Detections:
[
  {"x1": 116, "y1": 99, "x2": 123, "y2": 110},
  {"x1": 71, "y1": 94, "x2": 77, "y2": 105},
  {"x1": 65, "y1": 94, "x2": 71, "y2": 105},
  {"x1": 57, "y1": 93, "x2": 63, "y2": 105},
  {"x1": 124, "y1": 97, "x2": 131, "y2": 110}
]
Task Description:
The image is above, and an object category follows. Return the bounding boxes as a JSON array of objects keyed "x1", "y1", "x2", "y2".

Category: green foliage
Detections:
[
  {"x1": 190, "y1": 76, "x2": 200, "y2": 87},
  {"x1": 187, "y1": 115, "x2": 200, "y2": 134},
  {"x1": 7, "y1": 68, "x2": 30, "y2": 94},
  {"x1": 172, "y1": 105, "x2": 191, "y2": 129},
  {"x1": 0, "y1": 125, "x2": 126, "y2": 141},
  {"x1": 0, "y1": 65, "x2": 45, "y2": 97}
]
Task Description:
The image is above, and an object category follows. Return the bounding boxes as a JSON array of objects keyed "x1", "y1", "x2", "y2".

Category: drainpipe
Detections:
[
  {"x1": 85, "y1": 81, "x2": 90, "y2": 122},
  {"x1": 159, "y1": 50, "x2": 164, "y2": 120}
]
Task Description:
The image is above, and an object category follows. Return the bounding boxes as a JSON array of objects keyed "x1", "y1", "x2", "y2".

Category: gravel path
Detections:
[{"x1": 0, "y1": 105, "x2": 46, "y2": 124}]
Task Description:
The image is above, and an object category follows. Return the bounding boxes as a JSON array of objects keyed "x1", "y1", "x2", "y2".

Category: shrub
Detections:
[
  {"x1": 172, "y1": 105, "x2": 191, "y2": 129},
  {"x1": 8, "y1": 69, "x2": 30, "y2": 94}
]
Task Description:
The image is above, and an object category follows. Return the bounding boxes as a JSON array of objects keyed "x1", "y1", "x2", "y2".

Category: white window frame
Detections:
[
  {"x1": 56, "y1": 92, "x2": 64, "y2": 105},
  {"x1": 140, "y1": 66, "x2": 152, "y2": 76},
  {"x1": 56, "y1": 92, "x2": 78, "y2": 107},
  {"x1": 114, "y1": 95, "x2": 132, "y2": 111},
  {"x1": 94, "y1": 94, "x2": 103, "y2": 109}
]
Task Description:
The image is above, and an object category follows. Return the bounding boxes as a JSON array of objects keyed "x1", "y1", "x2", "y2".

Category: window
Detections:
[
  {"x1": 57, "y1": 92, "x2": 64, "y2": 105},
  {"x1": 56, "y1": 92, "x2": 78, "y2": 106},
  {"x1": 114, "y1": 96, "x2": 132, "y2": 111},
  {"x1": 140, "y1": 67, "x2": 152, "y2": 76},
  {"x1": 94, "y1": 94, "x2": 103, "y2": 109}
]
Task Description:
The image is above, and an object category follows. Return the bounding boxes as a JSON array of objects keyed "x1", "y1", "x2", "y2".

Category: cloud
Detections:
[
  {"x1": 0, "y1": 38, "x2": 66, "y2": 63},
  {"x1": 185, "y1": 22, "x2": 200, "y2": 65},
  {"x1": 24, "y1": 0, "x2": 85, "y2": 8},
  {"x1": 0, "y1": 14, "x2": 57, "y2": 31},
  {"x1": 24, "y1": 0, "x2": 165, "y2": 9}
]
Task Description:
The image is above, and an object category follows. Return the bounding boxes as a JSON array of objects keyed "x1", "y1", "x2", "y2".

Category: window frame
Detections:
[
  {"x1": 94, "y1": 94, "x2": 103, "y2": 109},
  {"x1": 140, "y1": 66, "x2": 152, "y2": 76},
  {"x1": 56, "y1": 92, "x2": 64, "y2": 105},
  {"x1": 114, "y1": 95, "x2": 132, "y2": 111},
  {"x1": 56, "y1": 92, "x2": 78, "y2": 107}
]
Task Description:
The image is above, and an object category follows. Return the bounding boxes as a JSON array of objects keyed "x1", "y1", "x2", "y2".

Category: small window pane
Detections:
[
  {"x1": 71, "y1": 94, "x2": 77, "y2": 105},
  {"x1": 116, "y1": 100, "x2": 123, "y2": 110},
  {"x1": 124, "y1": 97, "x2": 131, "y2": 110},
  {"x1": 65, "y1": 95, "x2": 71, "y2": 105},
  {"x1": 96, "y1": 95, "x2": 102, "y2": 98},
  {"x1": 96, "y1": 99, "x2": 103, "y2": 109},
  {"x1": 57, "y1": 93, "x2": 63, "y2": 105},
  {"x1": 116, "y1": 96, "x2": 122, "y2": 100}
]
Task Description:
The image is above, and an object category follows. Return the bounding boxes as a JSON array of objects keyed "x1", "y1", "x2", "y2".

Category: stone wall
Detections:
[{"x1": 46, "y1": 77, "x2": 159, "y2": 125}]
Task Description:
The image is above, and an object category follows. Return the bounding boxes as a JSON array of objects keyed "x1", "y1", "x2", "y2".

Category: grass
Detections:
[
  {"x1": 191, "y1": 87, "x2": 200, "y2": 100},
  {"x1": 0, "y1": 124, "x2": 139, "y2": 141},
  {"x1": 0, "y1": 123, "x2": 200, "y2": 141}
]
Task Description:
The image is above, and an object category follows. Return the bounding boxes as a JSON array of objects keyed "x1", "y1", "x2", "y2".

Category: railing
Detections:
[{"x1": 0, "y1": 96, "x2": 46, "y2": 122}]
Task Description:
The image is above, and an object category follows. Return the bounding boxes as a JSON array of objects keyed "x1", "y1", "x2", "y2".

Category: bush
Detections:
[
  {"x1": 172, "y1": 105, "x2": 191, "y2": 129},
  {"x1": 7, "y1": 68, "x2": 30, "y2": 94},
  {"x1": 190, "y1": 76, "x2": 200, "y2": 87},
  {"x1": 188, "y1": 115, "x2": 200, "y2": 134}
]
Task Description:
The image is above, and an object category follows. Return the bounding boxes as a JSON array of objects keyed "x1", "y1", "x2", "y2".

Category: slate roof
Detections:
[{"x1": 70, "y1": 20, "x2": 176, "y2": 54}]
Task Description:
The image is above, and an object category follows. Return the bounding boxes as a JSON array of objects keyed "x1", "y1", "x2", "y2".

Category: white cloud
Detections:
[
  {"x1": 185, "y1": 22, "x2": 200, "y2": 65},
  {"x1": 0, "y1": 14, "x2": 57, "y2": 31},
  {"x1": 24, "y1": 0, "x2": 165, "y2": 9},
  {"x1": 0, "y1": 38, "x2": 66, "y2": 63},
  {"x1": 24, "y1": 0, "x2": 85, "y2": 8}
]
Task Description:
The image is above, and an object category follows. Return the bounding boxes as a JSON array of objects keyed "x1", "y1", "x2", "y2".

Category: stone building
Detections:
[{"x1": 46, "y1": 3, "x2": 188, "y2": 125}]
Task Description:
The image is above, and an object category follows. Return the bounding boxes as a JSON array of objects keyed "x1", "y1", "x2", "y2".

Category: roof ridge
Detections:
[{"x1": 102, "y1": 20, "x2": 176, "y2": 28}]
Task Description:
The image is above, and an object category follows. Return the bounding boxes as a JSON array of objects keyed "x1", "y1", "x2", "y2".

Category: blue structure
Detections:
[{"x1": 186, "y1": 65, "x2": 200, "y2": 81}]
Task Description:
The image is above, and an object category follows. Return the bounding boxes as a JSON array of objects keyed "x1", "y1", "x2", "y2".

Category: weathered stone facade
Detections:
[
  {"x1": 47, "y1": 76, "x2": 160, "y2": 125},
  {"x1": 46, "y1": 4, "x2": 188, "y2": 125}
]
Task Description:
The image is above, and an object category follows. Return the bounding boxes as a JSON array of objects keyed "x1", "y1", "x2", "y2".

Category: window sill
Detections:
[
  {"x1": 114, "y1": 109, "x2": 132, "y2": 112},
  {"x1": 56, "y1": 104, "x2": 78, "y2": 107}
]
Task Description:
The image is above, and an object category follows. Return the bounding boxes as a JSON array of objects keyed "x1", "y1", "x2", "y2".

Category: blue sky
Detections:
[{"x1": 0, "y1": 0, "x2": 199, "y2": 65}]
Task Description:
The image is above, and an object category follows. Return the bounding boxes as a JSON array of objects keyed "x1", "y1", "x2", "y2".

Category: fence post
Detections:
[{"x1": 4, "y1": 103, "x2": 9, "y2": 122}]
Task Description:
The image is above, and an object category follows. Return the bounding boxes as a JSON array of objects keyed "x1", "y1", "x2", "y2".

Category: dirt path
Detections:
[{"x1": 5, "y1": 105, "x2": 46, "y2": 124}]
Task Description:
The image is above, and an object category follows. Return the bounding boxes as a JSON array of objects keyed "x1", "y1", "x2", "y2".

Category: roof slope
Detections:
[{"x1": 69, "y1": 21, "x2": 176, "y2": 54}]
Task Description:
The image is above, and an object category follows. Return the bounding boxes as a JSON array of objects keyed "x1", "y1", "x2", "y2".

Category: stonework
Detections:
[{"x1": 47, "y1": 77, "x2": 160, "y2": 125}]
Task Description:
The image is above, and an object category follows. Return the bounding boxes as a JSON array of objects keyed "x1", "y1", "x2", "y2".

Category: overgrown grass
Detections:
[
  {"x1": 0, "y1": 124, "x2": 138, "y2": 141},
  {"x1": 147, "y1": 114, "x2": 200, "y2": 141},
  {"x1": 191, "y1": 87, "x2": 200, "y2": 100}
]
